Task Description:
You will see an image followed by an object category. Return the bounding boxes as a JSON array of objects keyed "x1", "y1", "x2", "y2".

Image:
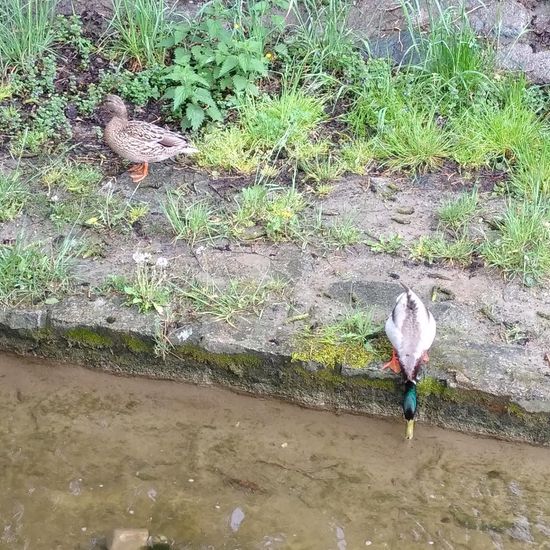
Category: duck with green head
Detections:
[{"x1": 382, "y1": 283, "x2": 436, "y2": 439}]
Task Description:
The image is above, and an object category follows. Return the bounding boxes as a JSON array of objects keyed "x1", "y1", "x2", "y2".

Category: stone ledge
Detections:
[{"x1": 1, "y1": 293, "x2": 549, "y2": 446}]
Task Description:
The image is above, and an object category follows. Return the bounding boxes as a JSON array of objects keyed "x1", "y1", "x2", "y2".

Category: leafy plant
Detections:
[
  {"x1": 340, "y1": 139, "x2": 375, "y2": 174},
  {"x1": 367, "y1": 233, "x2": 404, "y2": 255},
  {"x1": 164, "y1": 0, "x2": 288, "y2": 129},
  {"x1": 42, "y1": 162, "x2": 102, "y2": 194},
  {"x1": 120, "y1": 263, "x2": 171, "y2": 314}
]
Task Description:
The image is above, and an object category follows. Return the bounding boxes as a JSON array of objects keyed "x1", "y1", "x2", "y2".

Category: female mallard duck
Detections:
[
  {"x1": 102, "y1": 94, "x2": 198, "y2": 183},
  {"x1": 383, "y1": 283, "x2": 436, "y2": 439}
]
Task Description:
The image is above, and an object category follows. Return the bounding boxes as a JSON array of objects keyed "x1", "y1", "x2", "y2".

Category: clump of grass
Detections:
[
  {"x1": 300, "y1": 154, "x2": 344, "y2": 183},
  {"x1": 480, "y1": 198, "x2": 550, "y2": 286},
  {"x1": 367, "y1": 233, "x2": 404, "y2": 255},
  {"x1": 340, "y1": 139, "x2": 375, "y2": 174},
  {"x1": 42, "y1": 162, "x2": 103, "y2": 194},
  {"x1": 109, "y1": 0, "x2": 170, "y2": 69},
  {"x1": 231, "y1": 185, "x2": 308, "y2": 242},
  {"x1": 9, "y1": 129, "x2": 50, "y2": 157},
  {"x1": 181, "y1": 276, "x2": 286, "y2": 325},
  {"x1": 0, "y1": 237, "x2": 75, "y2": 305},
  {"x1": 323, "y1": 216, "x2": 362, "y2": 248},
  {"x1": 410, "y1": 233, "x2": 475, "y2": 266},
  {"x1": 241, "y1": 90, "x2": 325, "y2": 155},
  {"x1": 118, "y1": 263, "x2": 171, "y2": 314},
  {"x1": 0, "y1": 172, "x2": 28, "y2": 222},
  {"x1": 437, "y1": 187, "x2": 479, "y2": 233},
  {"x1": 195, "y1": 126, "x2": 263, "y2": 174},
  {"x1": 163, "y1": 191, "x2": 224, "y2": 245},
  {"x1": 0, "y1": 0, "x2": 57, "y2": 73},
  {"x1": 510, "y1": 142, "x2": 550, "y2": 199},
  {"x1": 451, "y1": 82, "x2": 546, "y2": 168},
  {"x1": 374, "y1": 109, "x2": 452, "y2": 172}
]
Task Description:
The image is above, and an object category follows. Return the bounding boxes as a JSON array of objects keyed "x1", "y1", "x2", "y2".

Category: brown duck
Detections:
[{"x1": 103, "y1": 94, "x2": 198, "y2": 183}]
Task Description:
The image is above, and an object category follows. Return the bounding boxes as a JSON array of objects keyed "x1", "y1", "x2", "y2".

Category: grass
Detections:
[
  {"x1": 451, "y1": 83, "x2": 546, "y2": 168},
  {"x1": 231, "y1": 185, "x2": 309, "y2": 242},
  {"x1": 340, "y1": 139, "x2": 375, "y2": 174},
  {"x1": 410, "y1": 233, "x2": 475, "y2": 266},
  {"x1": 373, "y1": 108, "x2": 452, "y2": 172},
  {"x1": 0, "y1": 172, "x2": 28, "y2": 222},
  {"x1": 480, "y1": 198, "x2": 550, "y2": 286},
  {"x1": 109, "y1": 0, "x2": 170, "y2": 69},
  {"x1": 0, "y1": 0, "x2": 57, "y2": 73},
  {"x1": 181, "y1": 276, "x2": 286, "y2": 325},
  {"x1": 367, "y1": 234, "x2": 404, "y2": 255},
  {"x1": 510, "y1": 142, "x2": 550, "y2": 199},
  {"x1": 323, "y1": 216, "x2": 362, "y2": 248},
  {"x1": 437, "y1": 187, "x2": 479, "y2": 233},
  {"x1": 0, "y1": 237, "x2": 75, "y2": 305},
  {"x1": 163, "y1": 191, "x2": 224, "y2": 245},
  {"x1": 195, "y1": 126, "x2": 263, "y2": 174},
  {"x1": 240, "y1": 90, "x2": 325, "y2": 156},
  {"x1": 300, "y1": 154, "x2": 344, "y2": 183},
  {"x1": 42, "y1": 162, "x2": 103, "y2": 194}
]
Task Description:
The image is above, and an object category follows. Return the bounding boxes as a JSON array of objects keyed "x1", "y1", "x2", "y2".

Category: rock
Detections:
[
  {"x1": 471, "y1": 0, "x2": 531, "y2": 39},
  {"x1": 0, "y1": 309, "x2": 48, "y2": 332},
  {"x1": 497, "y1": 43, "x2": 550, "y2": 84},
  {"x1": 107, "y1": 528, "x2": 149, "y2": 550}
]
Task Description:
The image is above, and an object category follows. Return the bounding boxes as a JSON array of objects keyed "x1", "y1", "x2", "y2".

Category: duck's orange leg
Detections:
[
  {"x1": 382, "y1": 348, "x2": 401, "y2": 374},
  {"x1": 421, "y1": 351, "x2": 429, "y2": 363},
  {"x1": 129, "y1": 162, "x2": 149, "y2": 183}
]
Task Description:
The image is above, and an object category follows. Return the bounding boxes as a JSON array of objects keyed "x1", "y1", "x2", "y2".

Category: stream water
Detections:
[{"x1": 1, "y1": 353, "x2": 550, "y2": 549}]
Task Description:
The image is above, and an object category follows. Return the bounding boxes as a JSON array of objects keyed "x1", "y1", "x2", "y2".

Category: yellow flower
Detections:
[
  {"x1": 265, "y1": 52, "x2": 274, "y2": 60},
  {"x1": 234, "y1": 23, "x2": 240, "y2": 29}
]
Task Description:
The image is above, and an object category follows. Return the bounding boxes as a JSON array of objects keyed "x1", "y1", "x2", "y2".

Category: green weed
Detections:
[
  {"x1": 374, "y1": 109, "x2": 452, "y2": 172},
  {"x1": 0, "y1": 0, "x2": 57, "y2": 73},
  {"x1": 110, "y1": 0, "x2": 170, "y2": 70},
  {"x1": 323, "y1": 216, "x2": 362, "y2": 248},
  {"x1": 181, "y1": 276, "x2": 286, "y2": 325},
  {"x1": 119, "y1": 263, "x2": 171, "y2": 314},
  {"x1": 163, "y1": 191, "x2": 224, "y2": 245},
  {"x1": 300, "y1": 154, "x2": 344, "y2": 183},
  {"x1": 480, "y1": 198, "x2": 550, "y2": 285},
  {"x1": 340, "y1": 139, "x2": 375, "y2": 174},
  {"x1": 0, "y1": 172, "x2": 28, "y2": 222},
  {"x1": 367, "y1": 233, "x2": 404, "y2": 255},
  {"x1": 437, "y1": 187, "x2": 479, "y2": 233},
  {"x1": 42, "y1": 162, "x2": 102, "y2": 194},
  {"x1": 410, "y1": 233, "x2": 475, "y2": 266},
  {"x1": 510, "y1": 142, "x2": 550, "y2": 199},
  {"x1": 0, "y1": 237, "x2": 75, "y2": 305},
  {"x1": 195, "y1": 126, "x2": 263, "y2": 174}
]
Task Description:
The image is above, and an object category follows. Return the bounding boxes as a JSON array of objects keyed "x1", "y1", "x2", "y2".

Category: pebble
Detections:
[{"x1": 107, "y1": 528, "x2": 149, "y2": 550}]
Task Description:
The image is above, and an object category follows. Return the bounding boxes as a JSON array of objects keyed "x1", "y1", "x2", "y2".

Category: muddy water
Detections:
[{"x1": 1, "y1": 355, "x2": 550, "y2": 550}]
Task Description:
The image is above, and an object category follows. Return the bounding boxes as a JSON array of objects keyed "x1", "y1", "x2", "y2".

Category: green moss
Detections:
[
  {"x1": 507, "y1": 401, "x2": 526, "y2": 418},
  {"x1": 121, "y1": 333, "x2": 154, "y2": 354},
  {"x1": 173, "y1": 343, "x2": 262, "y2": 375},
  {"x1": 64, "y1": 327, "x2": 113, "y2": 349}
]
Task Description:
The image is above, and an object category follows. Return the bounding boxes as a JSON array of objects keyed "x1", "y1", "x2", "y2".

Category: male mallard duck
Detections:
[
  {"x1": 102, "y1": 94, "x2": 198, "y2": 183},
  {"x1": 382, "y1": 283, "x2": 436, "y2": 439}
]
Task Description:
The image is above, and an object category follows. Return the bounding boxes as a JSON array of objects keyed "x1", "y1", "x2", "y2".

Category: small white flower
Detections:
[
  {"x1": 155, "y1": 256, "x2": 168, "y2": 268},
  {"x1": 51, "y1": 194, "x2": 59, "y2": 202},
  {"x1": 132, "y1": 251, "x2": 151, "y2": 264}
]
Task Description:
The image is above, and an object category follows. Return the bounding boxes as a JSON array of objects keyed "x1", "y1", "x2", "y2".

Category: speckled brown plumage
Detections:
[{"x1": 102, "y1": 94, "x2": 198, "y2": 183}]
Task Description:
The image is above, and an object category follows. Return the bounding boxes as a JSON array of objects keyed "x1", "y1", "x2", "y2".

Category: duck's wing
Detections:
[
  {"x1": 123, "y1": 121, "x2": 187, "y2": 148},
  {"x1": 385, "y1": 291, "x2": 408, "y2": 348},
  {"x1": 419, "y1": 309, "x2": 436, "y2": 352}
]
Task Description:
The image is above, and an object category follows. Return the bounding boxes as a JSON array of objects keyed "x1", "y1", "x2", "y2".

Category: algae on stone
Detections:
[{"x1": 64, "y1": 327, "x2": 114, "y2": 349}]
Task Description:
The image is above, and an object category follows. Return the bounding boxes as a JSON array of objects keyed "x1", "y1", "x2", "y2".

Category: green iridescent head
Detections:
[{"x1": 403, "y1": 381, "x2": 417, "y2": 439}]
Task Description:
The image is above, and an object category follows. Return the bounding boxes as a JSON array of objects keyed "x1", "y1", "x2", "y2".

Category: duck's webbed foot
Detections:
[
  {"x1": 129, "y1": 162, "x2": 149, "y2": 183},
  {"x1": 382, "y1": 348, "x2": 401, "y2": 374},
  {"x1": 421, "y1": 351, "x2": 430, "y2": 363}
]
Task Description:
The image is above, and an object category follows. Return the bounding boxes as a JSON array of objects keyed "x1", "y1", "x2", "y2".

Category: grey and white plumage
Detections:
[{"x1": 385, "y1": 283, "x2": 436, "y2": 381}]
